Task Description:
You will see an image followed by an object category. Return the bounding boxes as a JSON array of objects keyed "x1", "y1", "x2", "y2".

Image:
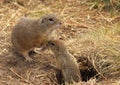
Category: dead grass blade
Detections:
[{"x1": 9, "y1": 68, "x2": 31, "y2": 84}]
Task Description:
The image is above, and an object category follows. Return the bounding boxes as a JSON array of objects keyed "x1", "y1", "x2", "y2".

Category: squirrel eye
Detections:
[
  {"x1": 50, "y1": 43, "x2": 55, "y2": 46},
  {"x1": 49, "y1": 18, "x2": 54, "y2": 21}
]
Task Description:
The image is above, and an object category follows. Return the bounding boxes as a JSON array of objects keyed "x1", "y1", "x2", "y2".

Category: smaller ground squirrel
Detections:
[
  {"x1": 11, "y1": 14, "x2": 61, "y2": 62},
  {"x1": 47, "y1": 40, "x2": 81, "y2": 84}
]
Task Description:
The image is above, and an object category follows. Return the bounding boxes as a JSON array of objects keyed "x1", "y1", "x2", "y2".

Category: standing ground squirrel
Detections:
[
  {"x1": 47, "y1": 40, "x2": 81, "y2": 84},
  {"x1": 11, "y1": 14, "x2": 61, "y2": 62}
]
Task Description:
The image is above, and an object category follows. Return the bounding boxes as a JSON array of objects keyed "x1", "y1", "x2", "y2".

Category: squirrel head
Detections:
[
  {"x1": 47, "y1": 40, "x2": 67, "y2": 56},
  {"x1": 39, "y1": 14, "x2": 62, "y2": 35}
]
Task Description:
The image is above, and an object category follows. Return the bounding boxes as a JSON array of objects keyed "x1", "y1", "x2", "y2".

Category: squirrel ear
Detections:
[
  {"x1": 40, "y1": 18, "x2": 44, "y2": 23},
  {"x1": 39, "y1": 17, "x2": 46, "y2": 24}
]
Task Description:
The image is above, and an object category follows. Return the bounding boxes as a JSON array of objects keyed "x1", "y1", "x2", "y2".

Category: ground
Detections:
[{"x1": 0, "y1": 0, "x2": 120, "y2": 85}]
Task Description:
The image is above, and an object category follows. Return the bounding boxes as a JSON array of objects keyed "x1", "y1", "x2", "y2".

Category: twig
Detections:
[
  {"x1": 98, "y1": 12, "x2": 113, "y2": 23},
  {"x1": 2, "y1": 9, "x2": 20, "y2": 31},
  {"x1": 60, "y1": 4, "x2": 66, "y2": 16},
  {"x1": 9, "y1": 68, "x2": 31, "y2": 84},
  {"x1": 91, "y1": 57, "x2": 108, "y2": 81},
  {"x1": 47, "y1": 75, "x2": 58, "y2": 85}
]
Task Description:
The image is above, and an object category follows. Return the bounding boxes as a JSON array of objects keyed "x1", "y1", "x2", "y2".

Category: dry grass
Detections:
[
  {"x1": 89, "y1": 0, "x2": 120, "y2": 16},
  {"x1": 66, "y1": 24, "x2": 120, "y2": 78},
  {"x1": 0, "y1": 0, "x2": 120, "y2": 85}
]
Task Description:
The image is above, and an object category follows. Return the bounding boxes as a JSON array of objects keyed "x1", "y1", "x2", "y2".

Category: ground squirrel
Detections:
[
  {"x1": 47, "y1": 40, "x2": 81, "y2": 84},
  {"x1": 11, "y1": 14, "x2": 61, "y2": 62}
]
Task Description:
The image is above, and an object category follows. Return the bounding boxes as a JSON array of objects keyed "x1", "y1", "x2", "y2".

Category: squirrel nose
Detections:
[{"x1": 59, "y1": 22, "x2": 62, "y2": 25}]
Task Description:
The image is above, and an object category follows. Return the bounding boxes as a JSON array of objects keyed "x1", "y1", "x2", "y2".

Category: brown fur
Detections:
[
  {"x1": 47, "y1": 40, "x2": 81, "y2": 84},
  {"x1": 11, "y1": 14, "x2": 61, "y2": 62}
]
